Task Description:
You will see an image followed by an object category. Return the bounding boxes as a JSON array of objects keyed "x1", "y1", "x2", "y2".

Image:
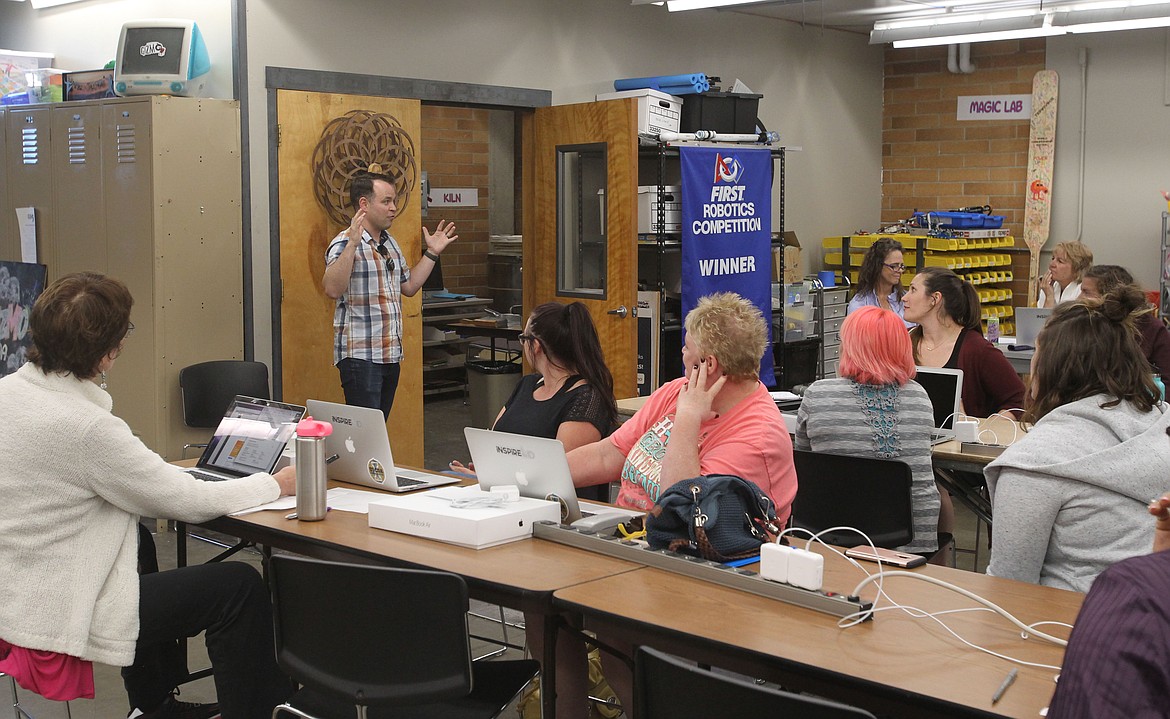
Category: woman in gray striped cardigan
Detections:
[{"x1": 795, "y1": 306, "x2": 941, "y2": 555}]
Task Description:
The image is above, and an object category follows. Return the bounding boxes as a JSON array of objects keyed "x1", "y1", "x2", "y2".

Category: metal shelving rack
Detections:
[{"x1": 638, "y1": 142, "x2": 786, "y2": 390}]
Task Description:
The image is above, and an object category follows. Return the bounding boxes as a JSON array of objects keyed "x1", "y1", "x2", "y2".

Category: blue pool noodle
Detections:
[{"x1": 614, "y1": 73, "x2": 707, "y2": 92}]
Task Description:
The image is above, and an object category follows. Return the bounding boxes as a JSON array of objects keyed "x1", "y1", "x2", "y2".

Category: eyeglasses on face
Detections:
[
  {"x1": 125, "y1": 321, "x2": 135, "y2": 337},
  {"x1": 883, "y1": 262, "x2": 906, "y2": 272},
  {"x1": 518, "y1": 333, "x2": 536, "y2": 343}
]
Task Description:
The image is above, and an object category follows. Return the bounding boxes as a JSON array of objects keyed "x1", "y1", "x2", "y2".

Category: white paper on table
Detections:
[
  {"x1": 16, "y1": 208, "x2": 36, "y2": 263},
  {"x1": 230, "y1": 487, "x2": 410, "y2": 516}
]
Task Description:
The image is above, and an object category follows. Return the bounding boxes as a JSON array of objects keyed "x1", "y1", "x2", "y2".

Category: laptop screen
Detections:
[
  {"x1": 199, "y1": 397, "x2": 304, "y2": 477},
  {"x1": 913, "y1": 368, "x2": 963, "y2": 429}
]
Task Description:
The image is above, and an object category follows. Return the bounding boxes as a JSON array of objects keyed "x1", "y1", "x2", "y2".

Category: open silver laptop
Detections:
[
  {"x1": 306, "y1": 399, "x2": 459, "y2": 492},
  {"x1": 913, "y1": 367, "x2": 964, "y2": 445},
  {"x1": 1014, "y1": 307, "x2": 1053, "y2": 348},
  {"x1": 465, "y1": 428, "x2": 641, "y2": 528},
  {"x1": 186, "y1": 396, "x2": 305, "y2": 482}
]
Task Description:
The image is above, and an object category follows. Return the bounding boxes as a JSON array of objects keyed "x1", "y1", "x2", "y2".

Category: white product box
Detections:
[
  {"x1": 367, "y1": 485, "x2": 561, "y2": 549},
  {"x1": 595, "y1": 88, "x2": 682, "y2": 135},
  {"x1": 637, "y1": 185, "x2": 681, "y2": 234}
]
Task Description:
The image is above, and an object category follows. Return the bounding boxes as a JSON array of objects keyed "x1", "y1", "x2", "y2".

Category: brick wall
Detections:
[
  {"x1": 420, "y1": 105, "x2": 490, "y2": 297},
  {"x1": 882, "y1": 39, "x2": 1046, "y2": 308}
]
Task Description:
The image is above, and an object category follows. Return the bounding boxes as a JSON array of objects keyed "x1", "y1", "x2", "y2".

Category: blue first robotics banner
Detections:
[{"x1": 680, "y1": 145, "x2": 774, "y2": 386}]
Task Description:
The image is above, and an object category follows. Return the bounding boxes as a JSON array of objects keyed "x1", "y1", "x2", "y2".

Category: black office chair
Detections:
[
  {"x1": 790, "y1": 449, "x2": 915, "y2": 549},
  {"x1": 634, "y1": 646, "x2": 877, "y2": 719},
  {"x1": 178, "y1": 360, "x2": 270, "y2": 457},
  {"x1": 268, "y1": 555, "x2": 540, "y2": 719}
]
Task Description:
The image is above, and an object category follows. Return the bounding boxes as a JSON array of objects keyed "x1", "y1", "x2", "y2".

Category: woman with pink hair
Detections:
[{"x1": 795, "y1": 306, "x2": 941, "y2": 555}]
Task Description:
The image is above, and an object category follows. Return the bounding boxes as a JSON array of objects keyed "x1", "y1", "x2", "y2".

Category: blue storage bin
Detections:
[{"x1": 911, "y1": 211, "x2": 1002, "y2": 229}]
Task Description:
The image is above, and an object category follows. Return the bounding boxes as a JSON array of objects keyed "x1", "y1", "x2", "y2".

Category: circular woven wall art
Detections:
[{"x1": 310, "y1": 109, "x2": 417, "y2": 228}]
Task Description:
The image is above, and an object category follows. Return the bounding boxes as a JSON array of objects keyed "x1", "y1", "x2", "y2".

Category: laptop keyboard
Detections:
[
  {"x1": 396, "y1": 475, "x2": 426, "y2": 488},
  {"x1": 188, "y1": 469, "x2": 229, "y2": 482}
]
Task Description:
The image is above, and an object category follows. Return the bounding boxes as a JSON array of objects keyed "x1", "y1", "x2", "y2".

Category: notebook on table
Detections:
[
  {"x1": 1014, "y1": 307, "x2": 1053, "y2": 348},
  {"x1": 913, "y1": 367, "x2": 964, "y2": 445},
  {"x1": 186, "y1": 396, "x2": 306, "y2": 482},
  {"x1": 306, "y1": 399, "x2": 459, "y2": 492}
]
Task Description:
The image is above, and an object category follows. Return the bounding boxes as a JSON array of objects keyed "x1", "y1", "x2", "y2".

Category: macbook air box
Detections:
[{"x1": 367, "y1": 485, "x2": 561, "y2": 549}]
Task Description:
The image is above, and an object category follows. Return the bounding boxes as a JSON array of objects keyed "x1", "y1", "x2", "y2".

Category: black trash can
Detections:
[{"x1": 466, "y1": 359, "x2": 522, "y2": 429}]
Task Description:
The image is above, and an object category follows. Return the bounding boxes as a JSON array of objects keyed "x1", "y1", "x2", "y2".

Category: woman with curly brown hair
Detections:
[
  {"x1": 984, "y1": 286, "x2": 1170, "y2": 593},
  {"x1": 847, "y1": 237, "x2": 912, "y2": 326}
]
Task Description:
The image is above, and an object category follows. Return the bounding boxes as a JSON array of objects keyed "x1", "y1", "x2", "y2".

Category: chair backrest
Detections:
[
  {"x1": 178, "y1": 360, "x2": 270, "y2": 428},
  {"x1": 790, "y1": 449, "x2": 914, "y2": 548},
  {"x1": 268, "y1": 555, "x2": 473, "y2": 707},
  {"x1": 634, "y1": 646, "x2": 877, "y2": 719}
]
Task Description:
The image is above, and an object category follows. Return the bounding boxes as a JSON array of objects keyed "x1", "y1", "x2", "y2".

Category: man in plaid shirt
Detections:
[{"x1": 324, "y1": 172, "x2": 457, "y2": 418}]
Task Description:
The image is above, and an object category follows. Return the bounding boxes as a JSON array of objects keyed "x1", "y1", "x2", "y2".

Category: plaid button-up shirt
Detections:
[{"x1": 326, "y1": 228, "x2": 410, "y2": 365}]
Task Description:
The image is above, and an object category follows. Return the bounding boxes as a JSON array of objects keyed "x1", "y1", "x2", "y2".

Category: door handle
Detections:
[{"x1": 607, "y1": 305, "x2": 629, "y2": 319}]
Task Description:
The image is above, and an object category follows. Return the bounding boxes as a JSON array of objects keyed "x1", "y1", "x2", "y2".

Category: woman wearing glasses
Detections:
[
  {"x1": 449, "y1": 301, "x2": 617, "y2": 471},
  {"x1": 847, "y1": 238, "x2": 913, "y2": 327},
  {"x1": 0, "y1": 273, "x2": 295, "y2": 719}
]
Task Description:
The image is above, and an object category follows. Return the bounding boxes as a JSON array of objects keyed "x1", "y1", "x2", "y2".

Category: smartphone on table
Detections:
[{"x1": 844, "y1": 545, "x2": 927, "y2": 568}]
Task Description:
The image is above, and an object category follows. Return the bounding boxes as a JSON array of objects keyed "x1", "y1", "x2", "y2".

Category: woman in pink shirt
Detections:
[{"x1": 569, "y1": 291, "x2": 797, "y2": 522}]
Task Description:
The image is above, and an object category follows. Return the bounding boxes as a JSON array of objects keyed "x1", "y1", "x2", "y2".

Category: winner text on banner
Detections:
[{"x1": 680, "y1": 146, "x2": 774, "y2": 385}]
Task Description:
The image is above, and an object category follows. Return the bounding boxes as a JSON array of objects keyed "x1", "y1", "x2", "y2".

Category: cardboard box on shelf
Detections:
[
  {"x1": 772, "y1": 231, "x2": 803, "y2": 285},
  {"x1": 595, "y1": 88, "x2": 682, "y2": 135}
]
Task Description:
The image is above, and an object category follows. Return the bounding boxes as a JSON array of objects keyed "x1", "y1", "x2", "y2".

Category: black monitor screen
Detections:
[
  {"x1": 121, "y1": 27, "x2": 185, "y2": 75},
  {"x1": 423, "y1": 254, "x2": 445, "y2": 291}
]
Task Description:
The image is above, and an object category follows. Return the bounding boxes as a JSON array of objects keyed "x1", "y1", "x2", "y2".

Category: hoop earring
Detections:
[{"x1": 100, "y1": 372, "x2": 108, "y2": 390}]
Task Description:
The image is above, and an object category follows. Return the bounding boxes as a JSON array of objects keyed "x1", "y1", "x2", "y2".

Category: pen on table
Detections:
[{"x1": 991, "y1": 668, "x2": 1018, "y2": 705}]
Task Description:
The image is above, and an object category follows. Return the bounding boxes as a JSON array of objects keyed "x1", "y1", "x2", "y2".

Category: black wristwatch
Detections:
[{"x1": 423, "y1": 249, "x2": 440, "y2": 262}]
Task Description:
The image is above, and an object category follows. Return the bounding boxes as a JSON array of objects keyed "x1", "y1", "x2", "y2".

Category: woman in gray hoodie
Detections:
[{"x1": 984, "y1": 286, "x2": 1170, "y2": 593}]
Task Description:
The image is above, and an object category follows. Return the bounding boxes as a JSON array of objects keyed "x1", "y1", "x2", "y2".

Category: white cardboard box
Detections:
[
  {"x1": 595, "y1": 88, "x2": 682, "y2": 135},
  {"x1": 367, "y1": 486, "x2": 561, "y2": 549},
  {"x1": 637, "y1": 185, "x2": 681, "y2": 234}
]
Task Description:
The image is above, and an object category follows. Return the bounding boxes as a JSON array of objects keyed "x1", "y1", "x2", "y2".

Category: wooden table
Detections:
[
  {"x1": 932, "y1": 414, "x2": 1025, "y2": 527},
  {"x1": 180, "y1": 481, "x2": 641, "y2": 719},
  {"x1": 554, "y1": 546, "x2": 1079, "y2": 718}
]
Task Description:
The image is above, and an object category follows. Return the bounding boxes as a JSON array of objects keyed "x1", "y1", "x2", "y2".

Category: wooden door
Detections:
[
  {"x1": 524, "y1": 99, "x2": 638, "y2": 398},
  {"x1": 276, "y1": 90, "x2": 424, "y2": 466}
]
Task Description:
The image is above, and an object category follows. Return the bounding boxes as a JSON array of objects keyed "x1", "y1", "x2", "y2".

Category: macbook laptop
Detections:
[
  {"x1": 913, "y1": 367, "x2": 964, "y2": 445},
  {"x1": 1014, "y1": 307, "x2": 1053, "y2": 348},
  {"x1": 306, "y1": 399, "x2": 459, "y2": 492},
  {"x1": 186, "y1": 396, "x2": 306, "y2": 482}
]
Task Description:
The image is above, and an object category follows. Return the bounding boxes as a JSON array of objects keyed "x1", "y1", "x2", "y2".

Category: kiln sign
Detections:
[{"x1": 956, "y1": 94, "x2": 1031, "y2": 121}]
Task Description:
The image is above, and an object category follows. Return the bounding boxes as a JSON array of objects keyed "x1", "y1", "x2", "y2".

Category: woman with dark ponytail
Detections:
[
  {"x1": 450, "y1": 302, "x2": 617, "y2": 475},
  {"x1": 902, "y1": 267, "x2": 1024, "y2": 418},
  {"x1": 985, "y1": 287, "x2": 1170, "y2": 592}
]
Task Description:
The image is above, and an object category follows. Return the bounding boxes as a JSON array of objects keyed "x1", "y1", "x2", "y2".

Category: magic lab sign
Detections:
[{"x1": 956, "y1": 94, "x2": 1032, "y2": 121}]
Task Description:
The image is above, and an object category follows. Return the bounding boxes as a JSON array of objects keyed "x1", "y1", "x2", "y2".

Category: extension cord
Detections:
[{"x1": 760, "y1": 543, "x2": 824, "y2": 591}]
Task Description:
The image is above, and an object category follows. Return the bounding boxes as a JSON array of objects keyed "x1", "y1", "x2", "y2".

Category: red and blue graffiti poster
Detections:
[
  {"x1": 0, "y1": 261, "x2": 48, "y2": 378},
  {"x1": 680, "y1": 146, "x2": 773, "y2": 385}
]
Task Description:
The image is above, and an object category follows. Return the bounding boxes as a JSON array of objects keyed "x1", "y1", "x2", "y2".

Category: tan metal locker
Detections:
[
  {"x1": 4, "y1": 107, "x2": 53, "y2": 270},
  {"x1": 52, "y1": 103, "x2": 105, "y2": 276},
  {"x1": 0, "y1": 96, "x2": 242, "y2": 460}
]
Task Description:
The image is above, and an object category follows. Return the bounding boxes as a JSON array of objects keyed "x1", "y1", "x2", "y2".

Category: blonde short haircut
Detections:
[
  {"x1": 1055, "y1": 241, "x2": 1093, "y2": 282},
  {"x1": 684, "y1": 292, "x2": 768, "y2": 382}
]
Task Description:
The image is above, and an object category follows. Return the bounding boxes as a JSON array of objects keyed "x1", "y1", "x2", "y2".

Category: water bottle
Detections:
[
  {"x1": 1153, "y1": 372, "x2": 1166, "y2": 404},
  {"x1": 294, "y1": 416, "x2": 333, "y2": 521},
  {"x1": 986, "y1": 316, "x2": 1000, "y2": 343}
]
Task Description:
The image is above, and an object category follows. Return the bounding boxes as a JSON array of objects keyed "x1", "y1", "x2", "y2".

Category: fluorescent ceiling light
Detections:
[
  {"x1": 892, "y1": 25, "x2": 1066, "y2": 47},
  {"x1": 28, "y1": 0, "x2": 88, "y2": 7},
  {"x1": 872, "y1": 0, "x2": 1170, "y2": 45},
  {"x1": 666, "y1": 0, "x2": 766, "y2": 11}
]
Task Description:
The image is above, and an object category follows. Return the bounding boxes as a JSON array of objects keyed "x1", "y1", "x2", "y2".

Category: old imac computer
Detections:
[{"x1": 114, "y1": 19, "x2": 211, "y2": 97}]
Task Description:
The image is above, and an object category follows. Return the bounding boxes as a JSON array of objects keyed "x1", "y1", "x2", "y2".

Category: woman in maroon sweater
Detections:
[
  {"x1": 903, "y1": 267, "x2": 1026, "y2": 418},
  {"x1": 1081, "y1": 264, "x2": 1170, "y2": 383}
]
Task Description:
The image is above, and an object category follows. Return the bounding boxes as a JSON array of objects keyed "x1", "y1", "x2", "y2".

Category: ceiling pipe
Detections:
[
  {"x1": 958, "y1": 42, "x2": 976, "y2": 73},
  {"x1": 947, "y1": 44, "x2": 977, "y2": 74}
]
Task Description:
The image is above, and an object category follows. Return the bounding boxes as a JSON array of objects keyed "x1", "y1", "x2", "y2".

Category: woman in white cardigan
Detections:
[{"x1": 0, "y1": 273, "x2": 295, "y2": 719}]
